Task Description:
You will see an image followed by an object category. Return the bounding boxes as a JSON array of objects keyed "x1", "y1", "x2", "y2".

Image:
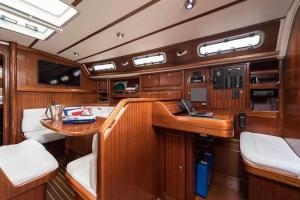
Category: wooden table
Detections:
[{"x1": 41, "y1": 117, "x2": 106, "y2": 136}]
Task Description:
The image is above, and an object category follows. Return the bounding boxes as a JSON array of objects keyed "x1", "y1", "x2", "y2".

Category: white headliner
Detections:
[{"x1": 0, "y1": 0, "x2": 295, "y2": 63}]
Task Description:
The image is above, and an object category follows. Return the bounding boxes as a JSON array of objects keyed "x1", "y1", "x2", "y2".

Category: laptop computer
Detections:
[{"x1": 181, "y1": 99, "x2": 214, "y2": 118}]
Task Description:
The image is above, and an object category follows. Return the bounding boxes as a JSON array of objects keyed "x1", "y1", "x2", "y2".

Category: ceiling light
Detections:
[
  {"x1": 185, "y1": 0, "x2": 195, "y2": 10},
  {"x1": 0, "y1": 0, "x2": 78, "y2": 27},
  {"x1": 74, "y1": 52, "x2": 80, "y2": 57},
  {"x1": 0, "y1": 10, "x2": 55, "y2": 40},
  {"x1": 117, "y1": 32, "x2": 124, "y2": 39}
]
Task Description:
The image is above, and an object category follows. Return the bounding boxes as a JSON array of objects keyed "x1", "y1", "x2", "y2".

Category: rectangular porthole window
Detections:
[
  {"x1": 0, "y1": 0, "x2": 78, "y2": 27},
  {"x1": 133, "y1": 52, "x2": 166, "y2": 67},
  {"x1": 198, "y1": 31, "x2": 264, "y2": 57},
  {"x1": 93, "y1": 62, "x2": 116, "y2": 72}
]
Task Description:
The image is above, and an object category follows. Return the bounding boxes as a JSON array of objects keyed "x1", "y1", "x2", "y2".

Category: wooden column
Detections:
[{"x1": 9, "y1": 42, "x2": 17, "y2": 144}]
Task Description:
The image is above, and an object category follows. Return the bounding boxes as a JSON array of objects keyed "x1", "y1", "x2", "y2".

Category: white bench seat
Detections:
[
  {"x1": 66, "y1": 153, "x2": 97, "y2": 197},
  {"x1": 240, "y1": 132, "x2": 300, "y2": 178},
  {"x1": 22, "y1": 108, "x2": 65, "y2": 144},
  {"x1": 0, "y1": 139, "x2": 58, "y2": 186}
]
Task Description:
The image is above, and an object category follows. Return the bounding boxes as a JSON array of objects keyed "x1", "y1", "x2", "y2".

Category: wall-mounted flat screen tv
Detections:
[{"x1": 38, "y1": 60, "x2": 81, "y2": 86}]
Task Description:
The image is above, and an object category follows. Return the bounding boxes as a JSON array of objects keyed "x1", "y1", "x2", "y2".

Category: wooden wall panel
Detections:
[
  {"x1": 0, "y1": 44, "x2": 10, "y2": 145},
  {"x1": 13, "y1": 47, "x2": 97, "y2": 145},
  {"x1": 86, "y1": 20, "x2": 280, "y2": 75},
  {"x1": 101, "y1": 102, "x2": 157, "y2": 200},
  {"x1": 284, "y1": 5, "x2": 300, "y2": 139}
]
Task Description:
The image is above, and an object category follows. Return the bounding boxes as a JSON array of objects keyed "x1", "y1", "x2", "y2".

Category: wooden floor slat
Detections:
[{"x1": 46, "y1": 160, "x2": 75, "y2": 200}]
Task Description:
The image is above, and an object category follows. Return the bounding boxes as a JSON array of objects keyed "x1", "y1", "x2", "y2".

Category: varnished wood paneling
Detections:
[
  {"x1": 0, "y1": 44, "x2": 10, "y2": 145},
  {"x1": 99, "y1": 100, "x2": 158, "y2": 200},
  {"x1": 284, "y1": 5, "x2": 300, "y2": 139},
  {"x1": 163, "y1": 133, "x2": 186, "y2": 200},
  {"x1": 13, "y1": 47, "x2": 97, "y2": 149},
  {"x1": 86, "y1": 20, "x2": 280, "y2": 75}
]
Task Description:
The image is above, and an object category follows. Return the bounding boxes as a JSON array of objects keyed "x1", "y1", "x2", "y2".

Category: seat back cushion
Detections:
[
  {"x1": 22, "y1": 108, "x2": 48, "y2": 132},
  {"x1": 92, "y1": 134, "x2": 98, "y2": 154}
]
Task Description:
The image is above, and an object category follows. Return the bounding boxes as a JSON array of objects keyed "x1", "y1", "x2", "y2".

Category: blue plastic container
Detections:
[{"x1": 196, "y1": 153, "x2": 213, "y2": 198}]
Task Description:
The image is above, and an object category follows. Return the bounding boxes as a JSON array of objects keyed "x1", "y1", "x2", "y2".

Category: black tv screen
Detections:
[{"x1": 38, "y1": 60, "x2": 81, "y2": 86}]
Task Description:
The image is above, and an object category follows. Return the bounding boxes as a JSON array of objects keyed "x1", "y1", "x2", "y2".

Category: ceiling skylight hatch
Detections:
[{"x1": 0, "y1": 0, "x2": 78, "y2": 40}]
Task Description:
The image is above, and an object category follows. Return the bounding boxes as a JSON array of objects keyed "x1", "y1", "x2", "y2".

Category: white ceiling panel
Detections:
[
  {"x1": 0, "y1": 28, "x2": 35, "y2": 46},
  {"x1": 34, "y1": 0, "x2": 151, "y2": 54},
  {"x1": 60, "y1": 0, "x2": 236, "y2": 60},
  {"x1": 79, "y1": 0, "x2": 294, "y2": 63}
]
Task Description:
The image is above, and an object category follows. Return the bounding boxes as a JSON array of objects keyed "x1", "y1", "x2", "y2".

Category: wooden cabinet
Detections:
[
  {"x1": 159, "y1": 71, "x2": 183, "y2": 87},
  {"x1": 140, "y1": 91, "x2": 182, "y2": 99},
  {"x1": 97, "y1": 80, "x2": 108, "y2": 91},
  {"x1": 161, "y1": 134, "x2": 186, "y2": 200},
  {"x1": 159, "y1": 91, "x2": 182, "y2": 99},
  {"x1": 141, "y1": 74, "x2": 160, "y2": 88}
]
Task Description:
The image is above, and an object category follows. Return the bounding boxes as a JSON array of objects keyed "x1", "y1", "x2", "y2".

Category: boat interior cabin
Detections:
[{"x1": 0, "y1": 0, "x2": 300, "y2": 200}]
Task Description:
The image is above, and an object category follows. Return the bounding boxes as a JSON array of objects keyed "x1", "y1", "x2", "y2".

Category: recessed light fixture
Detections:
[
  {"x1": 185, "y1": 0, "x2": 196, "y2": 10},
  {"x1": 117, "y1": 32, "x2": 124, "y2": 39},
  {"x1": 74, "y1": 52, "x2": 79, "y2": 57}
]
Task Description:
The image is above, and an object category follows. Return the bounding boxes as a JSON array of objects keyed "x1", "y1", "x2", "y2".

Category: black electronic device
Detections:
[
  {"x1": 239, "y1": 113, "x2": 246, "y2": 128},
  {"x1": 181, "y1": 99, "x2": 214, "y2": 118},
  {"x1": 38, "y1": 60, "x2": 81, "y2": 86},
  {"x1": 190, "y1": 71, "x2": 205, "y2": 83},
  {"x1": 213, "y1": 65, "x2": 244, "y2": 90}
]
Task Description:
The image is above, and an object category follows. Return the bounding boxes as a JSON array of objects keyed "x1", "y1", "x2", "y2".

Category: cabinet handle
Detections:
[
  {"x1": 178, "y1": 165, "x2": 183, "y2": 171},
  {"x1": 168, "y1": 73, "x2": 171, "y2": 77},
  {"x1": 148, "y1": 75, "x2": 151, "y2": 79}
]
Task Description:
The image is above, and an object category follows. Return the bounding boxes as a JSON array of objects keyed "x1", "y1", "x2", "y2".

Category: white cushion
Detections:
[
  {"x1": 22, "y1": 108, "x2": 48, "y2": 133},
  {"x1": 92, "y1": 134, "x2": 98, "y2": 154},
  {"x1": 67, "y1": 154, "x2": 97, "y2": 197},
  {"x1": 0, "y1": 139, "x2": 58, "y2": 186},
  {"x1": 24, "y1": 129, "x2": 65, "y2": 144},
  {"x1": 90, "y1": 106, "x2": 115, "y2": 118},
  {"x1": 22, "y1": 108, "x2": 65, "y2": 143},
  {"x1": 240, "y1": 132, "x2": 300, "y2": 178}
]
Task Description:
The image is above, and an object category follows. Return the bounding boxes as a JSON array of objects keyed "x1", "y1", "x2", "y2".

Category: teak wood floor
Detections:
[{"x1": 46, "y1": 160, "x2": 75, "y2": 200}]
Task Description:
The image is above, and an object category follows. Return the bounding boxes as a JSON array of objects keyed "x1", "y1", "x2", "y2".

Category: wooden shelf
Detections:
[
  {"x1": 17, "y1": 86, "x2": 95, "y2": 93},
  {"x1": 250, "y1": 83, "x2": 279, "y2": 90},
  {"x1": 250, "y1": 69, "x2": 279, "y2": 75},
  {"x1": 111, "y1": 93, "x2": 140, "y2": 98}
]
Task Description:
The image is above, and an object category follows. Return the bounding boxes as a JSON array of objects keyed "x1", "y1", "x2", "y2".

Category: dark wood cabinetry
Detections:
[
  {"x1": 159, "y1": 71, "x2": 183, "y2": 87},
  {"x1": 141, "y1": 74, "x2": 160, "y2": 88},
  {"x1": 163, "y1": 134, "x2": 186, "y2": 200},
  {"x1": 158, "y1": 131, "x2": 194, "y2": 200}
]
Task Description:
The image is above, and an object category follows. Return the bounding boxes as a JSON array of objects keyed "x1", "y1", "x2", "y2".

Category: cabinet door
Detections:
[
  {"x1": 98, "y1": 80, "x2": 108, "y2": 91},
  {"x1": 163, "y1": 134, "x2": 186, "y2": 200},
  {"x1": 140, "y1": 92, "x2": 161, "y2": 98},
  {"x1": 159, "y1": 71, "x2": 183, "y2": 87},
  {"x1": 141, "y1": 74, "x2": 160, "y2": 88},
  {"x1": 159, "y1": 91, "x2": 182, "y2": 100}
]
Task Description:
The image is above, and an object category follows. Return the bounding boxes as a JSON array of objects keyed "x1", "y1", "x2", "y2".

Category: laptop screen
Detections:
[{"x1": 181, "y1": 99, "x2": 195, "y2": 114}]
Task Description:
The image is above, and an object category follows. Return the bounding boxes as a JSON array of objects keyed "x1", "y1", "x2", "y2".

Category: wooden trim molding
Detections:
[
  {"x1": 17, "y1": 86, "x2": 95, "y2": 93},
  {"x1": 243, "y1": 158, "x2": 300, "y2": 188},
  {"x1": 77, "y1": 0, "x2": 246, "y2": 62},
  {"x1": 9, "y1": 42, "x2": 18, "y2": 144},
  {"x1": 28, "y1": 39, "x2": 39, "y2": 48},
  {"x1": 57, "y1": 0, "x2": 161, "y2": 54}
]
